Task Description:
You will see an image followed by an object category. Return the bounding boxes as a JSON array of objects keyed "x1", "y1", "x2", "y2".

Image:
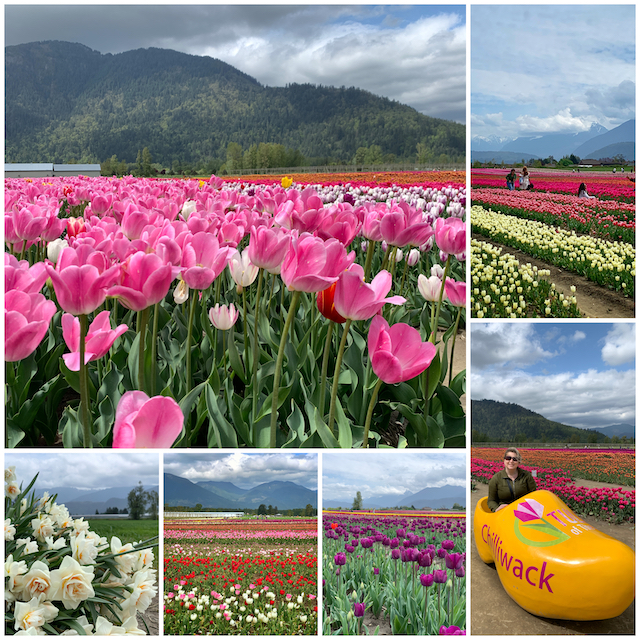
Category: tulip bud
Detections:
[
  {"x1": 174, "y1": 278, "x2": 189, "y2": 304},
  {"x1": 407, "y1": 248, "x2": 420, "y2": 266},
  {"x1": 47, "y1": 238, "x2": 68, "y2": 264}
]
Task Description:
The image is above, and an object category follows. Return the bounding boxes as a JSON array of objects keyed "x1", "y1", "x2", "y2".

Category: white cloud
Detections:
[
  {"x1": 571, "y1": 331, "x2": 586, "y2": 343},
  {"x1": 471, "y1": 323, "x2": 555, "y2": 370},
  {"x1": 601, "y1": 324, "x2": 636, "y2": 367}
]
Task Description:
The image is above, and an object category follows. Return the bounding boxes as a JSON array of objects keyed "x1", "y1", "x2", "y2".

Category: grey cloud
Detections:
[{"x1": 584, "y1": 81, "x2": 636, "y2": 119}]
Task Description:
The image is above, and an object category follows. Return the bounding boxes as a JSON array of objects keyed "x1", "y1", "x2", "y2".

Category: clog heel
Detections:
[{"x1": 473, "y1": 489, "x2": 635, "y2": 620}]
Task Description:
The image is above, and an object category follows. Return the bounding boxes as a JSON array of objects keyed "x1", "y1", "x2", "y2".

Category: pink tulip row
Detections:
[
  {"x1": 164, "y1": 529, "x2": 318, "y2": 541},
  {"x1": 471, "y1": 169, "x2": 635, "y2": 200}
]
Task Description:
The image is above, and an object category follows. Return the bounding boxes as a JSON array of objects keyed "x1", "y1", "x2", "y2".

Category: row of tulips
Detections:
[
  {"x1": 471, "y1": 447, "x2": 635, "y2": 487},
  {"x1": 472, "y1": 456, "x2": 635, "y2": 524},
  {"x1": 5, "y1": 173, "x2": 466, "y2": 449},
  {"x1": 471, "y1": 205, "x2": 635, "y2": 296},
  {"x1": 470, "y1": 239, "x2": 581, "y2": 318},
  {"x1": 323, "y1": 513, "x2": 465, "y2": 635},
  {"x1": 471, "y1": 188, "x2": 634, "y2": 243},
  {"x1": 471, "y1": 168, "x2": 636, "y2": 201}
]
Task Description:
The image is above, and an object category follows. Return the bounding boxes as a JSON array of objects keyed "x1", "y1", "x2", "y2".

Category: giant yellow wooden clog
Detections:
[{"x1": 474, "y1": 489, "x2": 635, "y2": 620}]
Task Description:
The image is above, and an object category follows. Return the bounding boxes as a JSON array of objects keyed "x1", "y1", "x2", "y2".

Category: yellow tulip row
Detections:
[
  {"x1": 471, "y1": 205, "x2": 635, "y2": 296},
  {"x1": 470, "y1": 239, "x2": 581, "y2": 318}
]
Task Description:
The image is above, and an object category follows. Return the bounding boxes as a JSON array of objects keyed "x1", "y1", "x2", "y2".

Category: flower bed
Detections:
[
  {"x1": 470, "y1": 239, "x2": 581, "y2": 318},
  {"x1": 323, "y1": 513, "x2": 465, "y2": 635},
  {"x1": 5, "y1": 173, "x2": 466, "y2": 449}
]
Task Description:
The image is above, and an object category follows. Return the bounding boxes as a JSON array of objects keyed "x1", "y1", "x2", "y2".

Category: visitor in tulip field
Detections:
[
  {"x1": 487, "y1": 447, "x2": 537, "y2": 512},
  {"x1": 518, "y1": 166, "x2": 529, "y2": 190},
  {"x1": 577, "y1": 183, "x2": 595, "y2": 199},
  {"x1": 505, "y1": 169, "x2": 516, "y2": 190}
]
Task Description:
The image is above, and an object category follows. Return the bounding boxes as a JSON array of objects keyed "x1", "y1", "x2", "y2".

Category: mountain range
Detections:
[
  {"x1": 472, "y1": 399, "x2": 635, "y2": 443},
  {"x1": 323, "y1": 484, "x2": 466, "y2": 511},
  {"x1": 164, "y1": 473, "x2": 317, "y2": 510},
  {"x1": 471, "y1": 120, "x2": 635, "y2": 162},
  {"x1": 30, "y1": 483, "x2": 159, "y2": 515},
  {"x1": 5, "y1": 40, "x2": 465, "y2": 168}
]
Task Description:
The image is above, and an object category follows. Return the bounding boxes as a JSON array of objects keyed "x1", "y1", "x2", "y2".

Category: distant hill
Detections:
[
  {"x1": 324, "y1": 484, "x2": 465, "y2": 510},
  {"x1": 165, "y1": 474, "x2": 317, "y2": 510},
  {"x1": 573, "y1": 120, "x2": 635, "y2": 159},
  {"x1": 31, "y1": 483, "x2": 159, "y2": 515},
  {"x1": 594, "y1": 423, "x2": 636, "y2": 440},
  {"x1": 5, "y1": 40, "x2": 465, "y2": 167},
  {"x1": 471, "y1": 150, "x2": 540, "y2": 164},
  {"x1": 471, "y1": 399, "x2": 615, "y2": 444}
]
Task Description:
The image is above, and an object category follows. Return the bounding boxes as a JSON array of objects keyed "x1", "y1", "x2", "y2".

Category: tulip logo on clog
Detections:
[{"x1": 513, "y1": 497, "x2": 572, "y2": 547}]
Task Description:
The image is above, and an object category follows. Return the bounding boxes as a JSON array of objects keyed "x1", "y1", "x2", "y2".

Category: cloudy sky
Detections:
[
  {"x1": 470, "y1": 323, "x2": 636, "y2": 429},
  {"x1": 471, "y1": 5, "x2": 635, "y2": 139},
  {"x1": 5, "y1": 4, "x2": 466, "y2": 122},
  {"x1": 323, "y1": 451, "x2": 466, "y2": 501},
  {"x1": 3, "y1": 452, "x2": 160, "y2": 491},
  {"x1": 164, "y1": 452, "x2": 317, "y2": 490}
]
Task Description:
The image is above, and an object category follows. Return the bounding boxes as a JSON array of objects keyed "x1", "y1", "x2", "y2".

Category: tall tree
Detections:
[
  {"x1": 352, "y1": 491, "x2": 363, "y2": 511},
  {"x1": 127, "y1": 482, "x2": 148, "y2": 520}
]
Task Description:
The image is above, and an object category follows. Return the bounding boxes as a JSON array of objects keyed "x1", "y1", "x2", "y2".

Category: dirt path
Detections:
[
  {"x1": 138, "y1": 594, "x2": 159, "y2": 636},
  {"x1": 473, "y1": 233, "x2": 635, "y2": 319},
  {"x1": 470, "y1": 481, "x2": 635, "y2": 635}
]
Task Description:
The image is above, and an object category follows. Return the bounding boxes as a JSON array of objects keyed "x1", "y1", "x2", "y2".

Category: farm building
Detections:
[{"x1": 5, "y1": 163, "x2": 101, "y2": 178}]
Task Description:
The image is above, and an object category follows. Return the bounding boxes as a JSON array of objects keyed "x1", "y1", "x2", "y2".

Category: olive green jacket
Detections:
[{"x1": 487, "y1": 469, "x2": 537, "y2": 512}]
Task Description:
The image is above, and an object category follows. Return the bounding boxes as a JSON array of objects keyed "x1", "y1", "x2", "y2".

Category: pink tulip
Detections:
[
  {"x1": 45, "y1": 246, "x2": 120, "y2": 316},
  {"x1": 444, "y1": 278, "x2": 466, "y2": 307},
  {"x1": 208, "y1": 303, "x2": 239, "y2": 331},
  {"x1": 112, "y1": 391, "x2": 183, "y2": 448},
  {"x1": 280, "y1": 233, "x2": 355, "y2": 293},
  {"x1": 109, "y1": 251, "x2": 173, "y2": 312},
  {"x1": 379, "y1": 202, "x2": 434, "y2": 248},
  {"x1": 368, "y1": 315, "x2": 436, "y2": 384},
  {"x1": 334, "y1": 264, "x2": 405, "y2": 321},
  {"x1": 5, "y1": 290, "x2": 57, "y2": 362},
  {"x1": 12, "y1": 205, "x2": 49, "y2": 243},
  {"x1": 316, "y1": 205, "x2": 362, "y2": 246},
  {"x1": 247, "y1": 225, "x2": 291, "y2": 274},
  {"x1": 66, "y1": 217, "x2": 86, "y2": 239},
  {"x1": 180, "y1": 232, "x2": 229, "y2": 290},
  {"x1": 5, "y1": 254, "x2": 49, "y2": 294},
  {"x1": 434, "y1": 217, "x2": 466, "y2": 256},
  {"x1": 61, "y1": 311, "x2": 128, "y2": 371}
]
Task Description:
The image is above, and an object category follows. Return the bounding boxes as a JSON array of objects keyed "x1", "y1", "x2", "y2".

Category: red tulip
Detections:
[{"x1": 316, "y1": 282, "x2": 346, "y2": 323}]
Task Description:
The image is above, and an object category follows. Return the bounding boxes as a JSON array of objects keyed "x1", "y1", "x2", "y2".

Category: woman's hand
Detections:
[{"x1": 495, "y1": 504, "x2": 508, "y2": 512}]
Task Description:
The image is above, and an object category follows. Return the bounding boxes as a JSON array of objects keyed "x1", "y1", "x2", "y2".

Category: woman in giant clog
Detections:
[
  {"x1": 475, "y1": 457, "x2": 635, "y2": 620},
  {"x1": 488, "y1": 447, "x2": 537, "y2": 512}
]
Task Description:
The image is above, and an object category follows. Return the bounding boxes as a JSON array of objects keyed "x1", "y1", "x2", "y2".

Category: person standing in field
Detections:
[
  {"x1": 506, "y1": 169, "x2": 516, "y2": 190},
  {"x1": 519, "y1": 166, "x2": 530, "y2": 190}
]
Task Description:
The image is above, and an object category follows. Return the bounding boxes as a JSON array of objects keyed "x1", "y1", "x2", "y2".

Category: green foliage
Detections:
[
  {"x1": 127, "y1": 482, "x2": 148, "y2": 520},
  {"x1": 6, "y1": 41, "x2": 465, "y2": 167}
]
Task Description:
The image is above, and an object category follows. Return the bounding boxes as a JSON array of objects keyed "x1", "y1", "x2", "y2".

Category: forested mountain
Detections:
[
  {"x1": 471, "y1": 399, "x2": 614, "y2": 444},
  {"x1": 6, "y1": 41, "x2": 465, "y2": 168}
]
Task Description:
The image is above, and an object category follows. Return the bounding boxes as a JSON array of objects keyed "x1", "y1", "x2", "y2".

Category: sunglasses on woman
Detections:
[{"x1": 504, "y1": 456, "x2": 519, "y2": 462}]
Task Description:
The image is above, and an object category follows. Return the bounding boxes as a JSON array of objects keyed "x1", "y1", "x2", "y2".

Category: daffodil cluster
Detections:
[
  {"x1": 470, "y1": 240, "x2": 581, "y2": 319},
  {"x1": 4, "y1": 468, "x2": 157, "y2": 636},
  {"x1": 471, "y1": 205, "x2": 635, "y2": 296}
]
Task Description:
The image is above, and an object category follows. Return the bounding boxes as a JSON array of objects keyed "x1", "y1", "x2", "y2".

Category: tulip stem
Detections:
[
  {"x1": 380, "y1": 245, "x2": 392, "y2": 272},
  {"x1": 430, "y1": 255, "x2": 452, "y2": 344},
  {"x1": 269, "y1": 290, "x2": 301, "y2": 448},
  {"x1": 448, "y1": 306, "x2": 462, "y2": 385},
  {"x1": 137, "y1": 307, "x2": 150, "y2": 394},
  {"x1": 362, "y1": 378, "x2": 384, "y2": 448},
  {"x1": 186, "y1": 293, "x2": 198, "y2": 395},
  {"x1": 242, "y1": 288, "x2": 248, "y2": 388},
  {"x1": 318, "y1": 321, "x2": 335, "y2": 418},
  {"x1": 327, "y1": 318, "x2": 352, "y2": 437},
  {"x1": 78, "y1": 314, "x2": 92, "y2": 448},
  {"x1": 150, "y1": 302, "x2": 159, "y2": 396},
  {"x1": 363, "y1": 240, "x2": 376, "y2": 281},
  {"x1": 399, "y1": 256, "x2": 409, "y2": 297},
  {"x1": 251, "y1": 269, "x2": 264, "y2": 423}
]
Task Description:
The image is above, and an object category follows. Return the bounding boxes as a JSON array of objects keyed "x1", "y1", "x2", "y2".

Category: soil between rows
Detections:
[
  {"x1": 470, "y1": 481, "x2": 635, "y2": 635},
  {"x1": 472, "y1": 232, "x2": 635, "y2": 319}
]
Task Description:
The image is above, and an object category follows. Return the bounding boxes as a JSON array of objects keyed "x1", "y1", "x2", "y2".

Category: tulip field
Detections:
[
  {"x1": 470, "y1": 169, "x2": 635, "y2": 318},
  {"x1": 471, "y1": 447, "x2": 635, "y2": 524},
  {"x1": 323, "y1": 511, "x2": 466, "y2": 635},
  {"x1": 163, "y1": 517, "x2": 318, "y2": 634},
  {"x1": 5, "y1": 171, "x2": 466, "y2": 448}
]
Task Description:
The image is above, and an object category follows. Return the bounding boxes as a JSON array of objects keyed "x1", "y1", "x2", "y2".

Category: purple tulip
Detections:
[
  {"x1": 391, "y1": 549, "x2": 401, "y2": 561},
  {"x1": 445, "y1": 552, "x2": 464, "y2": 571},
  {"x1": 455, "y1": 565, "x2": 465, "y2": 578},
  {"x1": 439, "y1": 625, "x2": 465, "y2": 635},
  {"x1": 334, "y1": 552, "x2": 346, "y2": 566},
  {"x1": 420, "y1": 573, "x2": 435, "y2": 587},
  {"x1": 433, "y1": 570, "x2": 448, "y2": 584},
  {"x1": 353, "y1": 602, "x2": 365, "y2": 618}
]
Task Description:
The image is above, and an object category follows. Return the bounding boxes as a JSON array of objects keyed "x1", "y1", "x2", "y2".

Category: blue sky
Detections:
[
  {"x1": 5, "y1": 4, "x2": 465, "y2": 122},
  {"x1": 471, "y1": 323, "x2": 636, "y2": 429},
  {"x1": 471, "y1": 5, "x2": 635, "y2": 139},
  {"x1": 164, "y1": 452, "x2": 318, "y2": 490},
  {"x1": 3, "y1": 452, "x2": 160, "y2": 491},
  {"x1": 323, "y1": 451, "x2": 466, "y2": 501}
]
